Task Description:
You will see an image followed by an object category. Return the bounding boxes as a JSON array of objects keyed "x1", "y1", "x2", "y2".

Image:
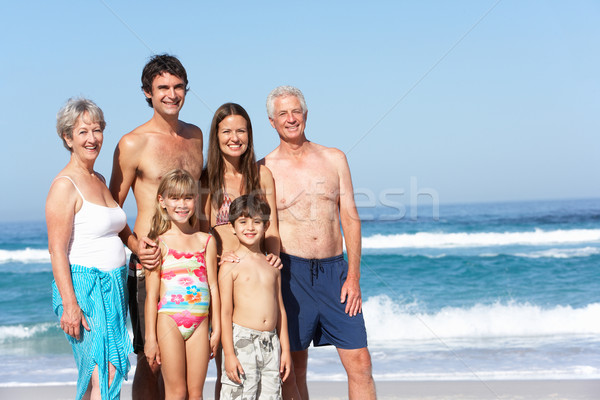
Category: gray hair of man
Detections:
[
  {"x1": 56, "y1": 97, "x2": 106, "y2": 152},
  {"x1": 266, "y1": 85, "x2": 308, "y2": 119}
]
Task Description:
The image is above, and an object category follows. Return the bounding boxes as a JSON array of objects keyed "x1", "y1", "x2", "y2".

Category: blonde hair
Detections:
[{"x1": 148, "y1": 169, "x2": 199, "y2": 241}]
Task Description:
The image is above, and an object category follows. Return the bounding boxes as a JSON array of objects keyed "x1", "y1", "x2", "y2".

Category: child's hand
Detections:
[
  {"x1": 209, "y1": 330, "x2": 220, "y2": 360},
  {"x1": 266, "y1": 253, "x2": 282, "y2": 269},
  {"x1": 225, "y1": 355, "x2": 245, "y2": 384},
  {"x1": 219, "y1": 250, "x2": 240, "y2": 266},
  {"x1": 144, "y1": 339, "x2": 161, "y2": 372},
  {"x1": 280, "y1": 350, "x2": 292, "y2": 382}
]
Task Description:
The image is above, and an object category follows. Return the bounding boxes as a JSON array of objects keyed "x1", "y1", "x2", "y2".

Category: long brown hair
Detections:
[
  {"x1": 204, "y1": 103, "x2": 261, "y2": 208},
  {"x1": 148, "y1": 169, "x2": 199, "y2": 241}
]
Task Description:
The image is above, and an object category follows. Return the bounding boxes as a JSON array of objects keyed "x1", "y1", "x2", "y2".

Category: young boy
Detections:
[{"x1": 219, "y1": 195, "x2": 291, "y2": 399}]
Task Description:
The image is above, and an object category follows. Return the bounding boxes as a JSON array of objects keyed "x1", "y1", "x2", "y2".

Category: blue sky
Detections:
[{"x1": 1, "y1": 1, "x2": 599, "y2": 221}]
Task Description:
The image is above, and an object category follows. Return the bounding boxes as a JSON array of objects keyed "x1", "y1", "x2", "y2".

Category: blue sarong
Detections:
[{"x1": 52, "y1": 265, "x2": 132, "y2": 400}]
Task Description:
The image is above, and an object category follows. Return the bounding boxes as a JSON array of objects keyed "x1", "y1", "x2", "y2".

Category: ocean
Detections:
[{"x1": 0, "y1": 198, "x2": 599, "y2": 386}]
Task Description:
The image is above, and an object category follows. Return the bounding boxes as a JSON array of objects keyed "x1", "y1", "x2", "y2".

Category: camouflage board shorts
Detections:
[{"x1": 221, "y1": 323, "x2": 281, "y2": 400}]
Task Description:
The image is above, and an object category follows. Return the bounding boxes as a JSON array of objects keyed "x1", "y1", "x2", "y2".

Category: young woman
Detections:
[
  {"x1": 200, "y1": 102, "x2": 280, "y2": 257},
  {"x1": 200, "y1": 103, "x2": 284, "y2": 399}
]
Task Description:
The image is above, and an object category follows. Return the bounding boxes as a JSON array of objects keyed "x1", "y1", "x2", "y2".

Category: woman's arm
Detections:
[
  {"x1": 259, "y1": 165, "x2": 280, "y2": 256},
  {"x1": 218, "y1": 262, "x2": 244, "y2": 383},
  {"x1": 275, "y1": 272, "x2": 291, "y2": 382},
  {"x1": 144, "y1": 245, "x2": 163, "y2": 371},
  {"x1": 259, "y1": 166, "x2": 282, "y2": 269},
  {"x1": 205, "y1": 236, "x2": 221, "y2": 359},
  {"x1": 46, "y1": 178, "x2": 88, "y2": 340}
]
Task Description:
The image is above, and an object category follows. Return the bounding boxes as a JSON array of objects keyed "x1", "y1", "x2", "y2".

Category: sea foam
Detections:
[
  {"x1": 515, "y1": 246, "x2": 600, "y2": 258},
  {"x1": 362, "y1": 228, "x2": 600, "y2": 249},
  {"x1": 0, "y1": 248, "x2": 49, "y2": 264},
  {"x1": 0, "y1": 247, "x2": 133, "y2": 264},
  {"x1": 0, "y1": 322, "x2": 56, "y2": 341},
  {"x1": 362, "y1": 295, "x2": 600, "y2": 341}
]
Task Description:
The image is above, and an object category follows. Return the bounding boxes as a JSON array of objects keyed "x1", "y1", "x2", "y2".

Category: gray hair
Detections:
[
  {"x1": 266, "y1": 85, "x2": 307, "y2": 119},
  {"x1": 56, "y1": 97, "x2": 106, "y2": 152}
]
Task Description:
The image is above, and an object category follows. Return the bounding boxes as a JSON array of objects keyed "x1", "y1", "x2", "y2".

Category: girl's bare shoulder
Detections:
[{"x1": 192, "y1": 231, "x2": 213, "y2": 247}]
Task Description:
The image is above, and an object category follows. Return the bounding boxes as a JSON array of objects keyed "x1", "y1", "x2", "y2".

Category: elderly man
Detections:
[{"x1": 260, "y1": 86, "x2": 376, "y2": 400}]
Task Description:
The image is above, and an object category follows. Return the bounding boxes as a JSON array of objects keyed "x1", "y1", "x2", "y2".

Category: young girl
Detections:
[{"x1": 144, "y1": 169, "x2": 220, "y2": 400}]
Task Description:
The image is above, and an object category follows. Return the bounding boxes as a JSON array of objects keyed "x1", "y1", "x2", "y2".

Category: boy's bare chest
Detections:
[{"x1": 236, "y1": 264, "x2": 277, "y2": 288}]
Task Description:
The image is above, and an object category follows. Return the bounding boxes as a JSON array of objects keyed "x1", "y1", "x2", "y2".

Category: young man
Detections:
[
  {"x1": 260, "y1": 86, "x2": 376, "y2": 400},
  {"x1": 219, "y1": 195, "x2": 292, "y2": 399},
  {"x1": 109, "y1": 54, "x2": 204, "y2": 400}
]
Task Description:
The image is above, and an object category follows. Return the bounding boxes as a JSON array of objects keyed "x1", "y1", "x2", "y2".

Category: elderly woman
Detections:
[{"x1": 46, "y1": 98, "x2": 132, "y2": 400}]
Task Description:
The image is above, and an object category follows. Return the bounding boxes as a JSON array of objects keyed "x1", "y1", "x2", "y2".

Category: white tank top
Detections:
[{"x1": 56, "y1": 176, "x2": 127, "y2": 271}]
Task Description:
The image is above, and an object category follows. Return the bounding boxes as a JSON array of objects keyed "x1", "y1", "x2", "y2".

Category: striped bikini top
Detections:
[{"x1": 213, "y1": 192, "x2": 232, "y2": 227}]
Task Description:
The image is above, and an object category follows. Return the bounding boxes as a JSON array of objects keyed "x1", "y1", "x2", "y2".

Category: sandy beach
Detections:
[{"x1": 1, "y1": 379, "x2": 598, "y2": 400}]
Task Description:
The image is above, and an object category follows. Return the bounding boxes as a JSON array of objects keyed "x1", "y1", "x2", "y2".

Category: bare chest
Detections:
[
  {"x1": 137, "y1": 138, "x2": 203, "y2": 184},
  {"x1": 235, "y1": 263, "x2": 278, "y2": 291},
  {"x1": 271, "y1": 164, "x2": 340, "y2": 214}
]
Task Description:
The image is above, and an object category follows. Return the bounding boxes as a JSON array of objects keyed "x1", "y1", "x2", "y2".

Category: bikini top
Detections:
[
  {"x1": 55, "y1": 176, "x2": 127, "y2": 271},
  {"x1": 213, "y1": 192, "x2": 232, "y2": 227}
]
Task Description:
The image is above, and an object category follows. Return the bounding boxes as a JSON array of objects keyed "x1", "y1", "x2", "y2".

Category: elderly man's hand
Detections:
[{"x1": 340, "y1": 276, "x2": 362, "y2": 317}]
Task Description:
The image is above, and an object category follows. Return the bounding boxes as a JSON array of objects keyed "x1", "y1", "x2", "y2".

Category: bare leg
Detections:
[
  {"x1": 186, "y1": 321, "x2": 211, "y2": 400},
  {"x1": 158, "y1": 315, "x2": 188, "y2": 400},
  {"x1": 337, "y1": 347, "x2": 376, "y2": 400},
  {"x1": 89, "y1": 367, "x2": 100, "y2": 400},
  {"x1": 289, "y1": 350, "x2": 309, "y2": 400},
  {"x1": 281, "y1": 356, "x2": 302, "y2": 400},
  {"x1": 214, "y1": 345, "x2": 222, "y2": 400},
  {"x1": 83, "y1": 362, "x2": 116, "y2": 400},
  {"x1": 81, "y1": 370, "x2": 93, "y2": 400}
]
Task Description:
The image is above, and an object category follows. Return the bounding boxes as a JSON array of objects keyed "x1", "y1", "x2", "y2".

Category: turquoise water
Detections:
[{"x1": 0, "y1": 198, "x2": 599, "y2": 384}]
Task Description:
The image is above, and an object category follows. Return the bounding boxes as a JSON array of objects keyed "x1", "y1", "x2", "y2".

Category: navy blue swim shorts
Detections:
[{"x1": 280, "y1": 253, "x2": 368, "y2": 352}]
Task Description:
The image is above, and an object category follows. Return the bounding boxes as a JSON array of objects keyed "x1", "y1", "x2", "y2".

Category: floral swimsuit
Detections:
[{"x1": 157, "y1": 235, "x2": 211, "y2": 340}]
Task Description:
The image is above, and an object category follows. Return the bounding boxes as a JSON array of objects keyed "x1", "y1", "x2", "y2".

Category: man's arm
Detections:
[
  {"x1": 109, "y1": 134, "x2": 139, "y2": 250},
  {"x1": 335, "y1": 149, "x2": 363, "y2": 317},
  {"x1": 109, "y1": 134, "x2": 160, "y2": 268}
]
